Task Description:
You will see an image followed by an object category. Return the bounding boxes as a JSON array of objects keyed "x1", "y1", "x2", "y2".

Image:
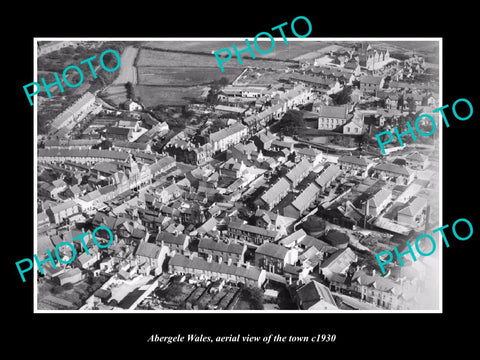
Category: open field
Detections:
[
  {"x1": 142, "y1": 40, "x2": 335, "y2": 61},
  {"x1": 135, "y1": 85, "x2": 204, "y2": 106},
  {"x1": 102, "y1": 84, "x2": 128, "y2": 106},
  {"x1": 138, "y1": 66, "x2": 242, "y2": 86},
  {"x1": 137, "y1": 48, "x2": 292, "y2": 69}
]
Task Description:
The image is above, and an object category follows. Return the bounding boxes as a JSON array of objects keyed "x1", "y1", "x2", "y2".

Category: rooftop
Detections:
[
  {"x1": 255, "y1": 242, "x2": 288, "y2": 259},
  {"x1": 314, "y1": 105, "x2": 349, "y2": 119},
  {"x1": 169, "y1": 254, "x2": 262, "y2": 281}
]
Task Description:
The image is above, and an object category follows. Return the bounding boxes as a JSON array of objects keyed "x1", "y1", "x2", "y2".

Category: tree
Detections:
[
  {"x1": 209, "y1": 119, "x2": 225, "y2": 133},
  {"x1": 213, "y1": 192, "x2": 226, "y2": 203},
  {"x1": 406, "y1": 97, "x2": 416, "y2": 113},
  {"x1": 271, "y1": 110, "x2": 305, "y2": 135},
  {"x1": 125, "y1": 81, "x2": 135, "y2": 100},
  {"x1": 218, "y1": 77, "x2": 229, "y2": 87},
  {"x1": 330, "y1": 86, "x2": 352, "y2": 105},
  {"x1": 393, "y1": 158, "x2": 407, "y2": 166}
]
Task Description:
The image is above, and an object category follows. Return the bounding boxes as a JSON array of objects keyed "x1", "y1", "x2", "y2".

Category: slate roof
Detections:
[
  {"x1": 169, "y1": 254, "x2": 262, "y2": 281},
  {"x1": 255, "y1": 242, "x2": 288, "y2": 259},
  {"x1": 156, "y1": 232, "x2": 187, "y2": 245},
  {"x1": 352, "y1": 270, "x2": 402, "y2": 293},
  {"x1": 320, "y1": 247, "x2": 356, "y2": 272},
  {"x1": 228, "y1": 220, "x2": 277, "y2": 238},
  {"x1": 360, "y1": 75, "x2": 383, "y2": 85},
  {"x1": 38, "y1": 149, "x2": 130, "y2": 161},
  {"x1": 278, "y1": 229, "x2": 307, "y2": 247},
  {"x1": 291, "y1": 183, "x2": 320, "y2": 211},
  {"x1": 315, "y1": 164, "x2": 341, "y2": 188},
  {"x1": 48, "y1": 200, "x2": 78, "y2": 214},
  {"x1": 135, "y1": 241, "x2": 162, "y2": 259},
  {"x1": 338, "y1": 155, "x2": 370, "y2": 167},
  {"x1": 370, "y1": 188, "x2": 392, "y2": 207},
  {"x1": 296, "y1": 280, "x2": 337, "y2": 309},
  {"x1": 260, "y1": 178, "x2": 290, "y2": 206},
  {"x1": 198, "y1": 238, "x2": 244, "y2": 255},
  {"x1": 286, "y1": 158, "x2": 312, "y2": 185},
  {"x1": 315, "y1": 105, "x2": 348, "y2": 119},
  {"x1": 398, "y1": 197, "x2": 427, "y2": 217},
  {"x1": 209, "y1": 122, "x2": 247, "y2": 143},
  {"x1": 375, "y1": 163, "x2": 411, "y2": 176}
]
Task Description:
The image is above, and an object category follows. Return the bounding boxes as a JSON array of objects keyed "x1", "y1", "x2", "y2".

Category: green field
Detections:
[
  {"x1": 142, "y1": 40, "x2": 334, "y2": 61},
  {"x1": 138, "y1": 66, "x2": 243, "y2": 86},
  {"x1": 135, "y1": 85, "x2": 204, "y2": 106},
  {"x1": 137, "y1": 48, "x2": 291, "y2": 69}
]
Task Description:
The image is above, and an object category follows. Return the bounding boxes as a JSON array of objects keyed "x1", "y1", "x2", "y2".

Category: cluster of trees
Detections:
[
  {"x1": 240, "y1": 287, "x2": 264, "y2": 310},
  {"x1": 330, "y1": 86, "x2": 352, "y2": 105},
  {"x1": 206, "y1": 76, "x2": 230, "y2": 105},
  {"x1": 270, "y1": 110, "x2": 305, "y2": 136}
]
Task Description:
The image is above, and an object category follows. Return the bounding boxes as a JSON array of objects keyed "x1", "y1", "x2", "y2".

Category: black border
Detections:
[{"x1": 7, "y1": 5, "x2": 479, "y2": 352}]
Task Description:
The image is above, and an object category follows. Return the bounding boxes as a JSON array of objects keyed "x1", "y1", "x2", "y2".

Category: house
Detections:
[
  {"x1": 124, "y1": 99, "x2": 143, "y2": 111},
  {"x1": 357, "y1": 47, "x2": 391, "y2": 71},
  {"x1": 397, "y1": 197, "x2": 427, "y2": 226},
  {"x1": 256, "y1": 177, "x2": 290, "y2": 210},
  {"x1": 324, "y1": 229, "x2": 349, "y2": 249},
  {"x1": 49, "y1": 92, "x2": 98, "y2": 135},
  {"x1": 270, "y1": 139, "x2": 295, "y2": 153},
  {"x1": 373, "y1": 163, "x2": 414, "y2": 185},
  {"x1": 104, "y1": 126, "x2": 134, "y2": 141},
  {"x1": 315, "y1": 164, "x2": 341, "y2": 192},
  {"x1": 253, "y1": 209, "x2": 296, "y2": 238},
  {"x1": 46, "y1": 200, "x2": 80, "y2": 224},
  {"x1": 295, "y1": 280, "x2": 338, "y2": 310},
  {"x1": 359, "y1": 76, "x2": 384, "y2": 94},
  {"x1": 209, "y1": 122, "x2": 248, "y2": 152},
  {"x1": 57, "y1": 268, "x2": 83, "y2": 286},
  {"x1": 50, "y1": 178, "x2": 68, "y2": 198},
  {"x1": 278, "y1": 229, "x2": 307, "y2": 248},
  {"x1": 343, "y1": 115, "x2": 364, "y2": 135},
  {"x1": 148, "y1": 157, "x2": 176, "y2": 178},
  {"x1": 298, "y1": 235, "x2": 337, "y2": 264},
  {"x1": 164, "y1": 139, "x2": 213, "y2": 165},
  {"x1": 363, "y1": 188, "x2": 392, "y2": 217},
  {"x1": 227, "y1": 220, "x2": 278, "y2": 245},
  {"x1": 406, "y1": 152, "x2": 429, "y2": 170},
  {"x1": 75, "y1": 248, "x2": 100, "y2": 269},
  {"x1": 134, "y1": 241, "x2": 168, "y2": 275},
  {"x1": 156, "y1": 232, "x2": 189, "y2": 255},
  {"x1": 254, "y1": 242, "x2": 298, "y2": 274},
  {"x1": 285, "y1": 158, "x2": 312, "y2": 189},
  {"x1": 337, "y1": 156, "x2": 373, "y2": 177},
  {"x1": 349, "y1": 269, "x2": 416, "y2": 310},
  {"x1": 295, "y1": 147, "x2": 323, "y2": 165},
  {"x1": 168, "y1": 254, "x2": 266, "y2": 288},
  {"x1": 286, "y1": 74, "x2": 342, "y2": 94},
  {"x1": 157, "y1": 183, "x2": 183, "y2": 204},
  {"x1": 197, "y1": 238, "x2": 246, "y2": 265},
  {"x1": 214, "y1": 104, "x2": 248, "y2": 116},
  {"x1": 283, "y1": 183, "x2": 321, "y2": 219},
  {"x1": 319, "y1": 247, "x2": 357, "y2": 280},
  {"x1": 315, "y1": 105, "x2": 350, "y2": 130}
]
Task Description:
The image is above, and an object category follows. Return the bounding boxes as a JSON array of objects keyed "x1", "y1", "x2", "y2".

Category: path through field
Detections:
[
  {"x1": 113, "y1": 46, "x2": 138, "y2": 85},
  {"x1": 103, "y1": 46, "x2": 138, "y2": 105}
]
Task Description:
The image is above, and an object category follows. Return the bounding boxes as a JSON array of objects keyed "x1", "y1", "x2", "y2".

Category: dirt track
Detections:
[{"x1": 112, "y1": 46, "x2": 138, "y2": 85}]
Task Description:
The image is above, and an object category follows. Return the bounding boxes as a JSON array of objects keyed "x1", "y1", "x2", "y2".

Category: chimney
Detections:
[
  {"x1": 245, "y1": 261, "x2": 250, "y2": 269},
  {"x1": 207, "y1": 254, "x2": 212, "y2": 263},
  {"x1": 218, "y1": 256, "x2": 223, "y2": 264},
  {"x1": 372, "y1": 269, "x2": 376, "y2": 277},
  {"x1": 227, "y1": 258, "x2": 233, "y2": 266}
]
